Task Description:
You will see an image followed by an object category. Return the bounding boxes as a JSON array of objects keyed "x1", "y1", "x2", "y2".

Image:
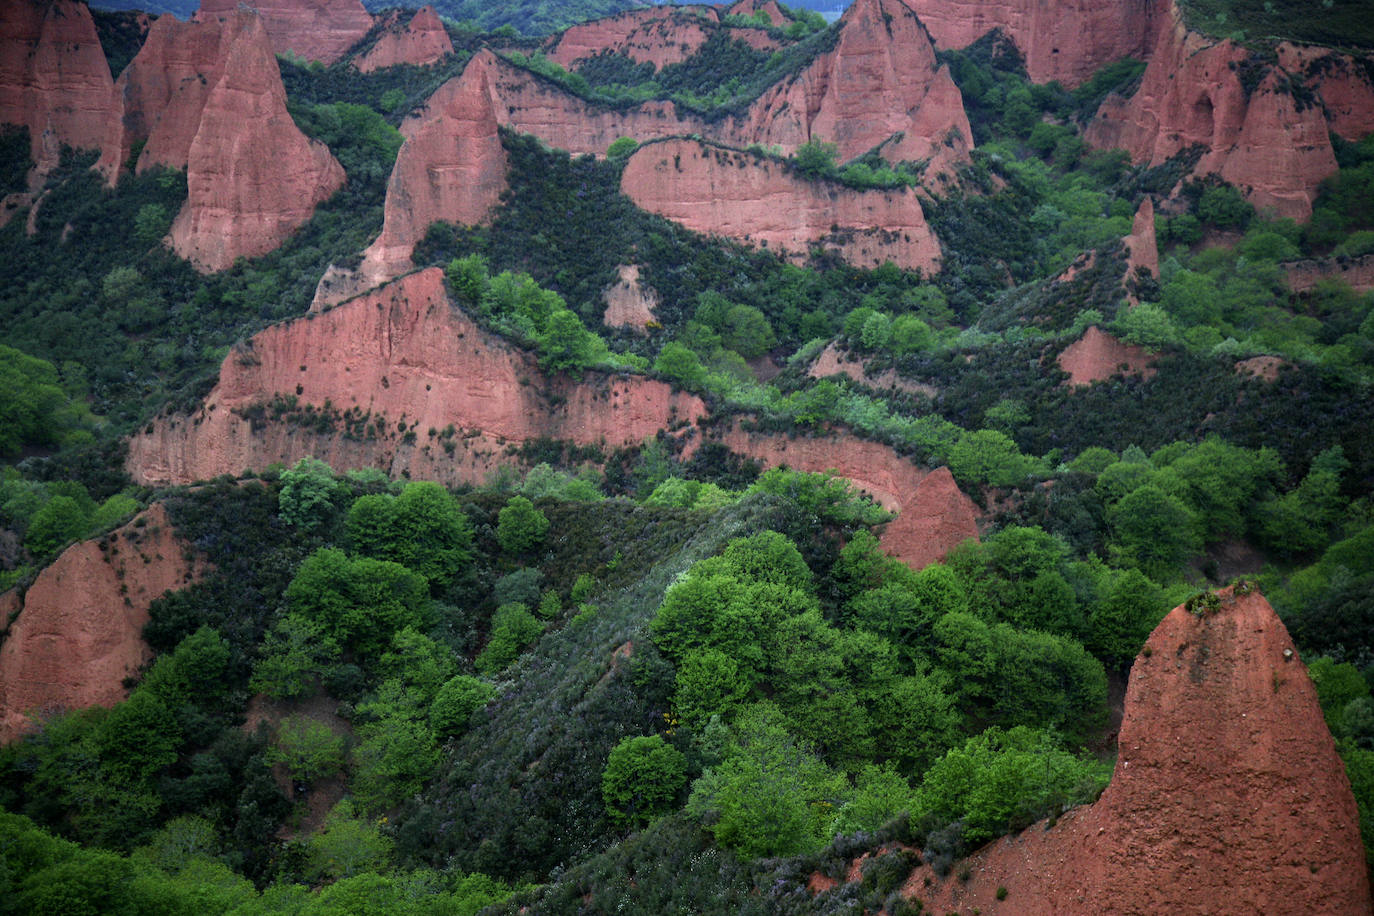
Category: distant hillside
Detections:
[{"x1": 366, "y1": 0, "x2": 647, "y2": 35}]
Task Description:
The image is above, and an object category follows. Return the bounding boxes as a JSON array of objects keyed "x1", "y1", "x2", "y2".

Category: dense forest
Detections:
[{"x1": 2, "y1": 0, "x2": 1373, "y2": 912}]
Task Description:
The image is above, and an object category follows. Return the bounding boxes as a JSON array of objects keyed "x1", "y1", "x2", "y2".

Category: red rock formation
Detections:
[
  {"x1": 127, "y1": 269, "x2": 708, "y2": 488},
  {"x1": 358, "y1": 53, "x2": 508, "y2": 284},
  {"x1": 1124, "y1": 197, "x2": 1158, "y2": 279},
  {"x1": 1086, "y1": 4, "x2": 1338, "y2": 220},
  {"x1": 544, "y1": 6, "x2": 719, "y2": 70},
  {"x1": 0, "y1": 505, "x2": 201, "y2": 743},
  {"x1": 1284, "y1": 253, "x2": 1374, "y2": 294},
  {"x1": 725, "y1": 0, "x2": 786, "y2": 27},
  {"x1": 98, "y1": 12, "x2": 234, "y2": 180},
  {"x1": 354, "y1": 6, "x2": 453, "y2": 73},
  {"x1": 731, "y1": 0, "x2": 972, "y2": 180},
  {"x1": 718, "y1": 426, "x2": 979, "y2": 568},
  {"x1": 901, "y1": 587, "x2": 1372, "y2": 915},
  {"x1": 1057, "y1": 325, "x2": 1157, "y2": 387},
  {"x1": 621, "y1": 139, "x2": 941, "y2": 272},
  {"x1": 197, "y1": 0, "x2": 372, "y2": 65},
  {"x1": 1276, "y1": 43, "x2": 1374, "y2": 142},
  {"x1": 602, "y1": 264, "x2": 659, "y2": 332},
  {"x1": 0, "y1": 0, "x2": 113, "y2": 175},
  {"x1": 808, "y1": 341, "x2": 937, "y2": 397},
  {"x1": 904, "y1": 0, "x2": 1163, "y2": 88},
  {"x1": 165, "y1": 11, "x2": 345, "y2": 272}
]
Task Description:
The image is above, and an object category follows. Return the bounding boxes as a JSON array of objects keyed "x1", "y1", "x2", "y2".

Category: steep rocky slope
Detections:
[
  {"x1": 0, "y1": 0, "x2": 113, "y2": 176},
  {"x1": 543, "y1": 6, "x2": 720, "y2": 70},
  {"x1": 1276, "y1": 42, "x2": 1374, "y2": 143},
  {"x1": 159, "y1": 11, "x2": 344, "y2": 272},
  {"x1": 733, "y1": 0, "x2": 972, "y2": 178},
  {"x1": 1285, "y1": 253, "x2": 1374, "y2": 294},
  {"x1": 354, "y1": 6, "x2": 453, "y2": 73},
  {"x1": 620, "y1": 138, "x2": 942, "y2": 272},
  {"x1": 904, "y1": 0, "x2": 1162, "y2": 88},
  {"x1": 0, "y1": 505, "x2": 200, "y2": 743},
  {"x1": 1057, "y1": 325, "x2": 1157, "y2": 387},
  {"x1": 127, "y1": 269, "x2": 706, "y2": 488},
  {"x1": 128, "y1": 268, "x2": 979, "y2": 569},
  {"x1": 1085, "y1": 2, "x2": 1338, "y2": 220},
  {"x1": 354, "y1": 0, "x2": 973, "y2": 286},
  {"x1": 197, "y1": 0, "x2": 372, "y2": 65},
  {"x1": 900, "y1": 587, "x2": 1372, "y2": 914}
]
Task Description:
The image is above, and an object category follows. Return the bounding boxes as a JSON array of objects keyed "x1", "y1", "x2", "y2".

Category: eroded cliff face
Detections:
[
  {"x1": 1276, "y1": 43, "x2": 1374, "y2": 142},
  {"x1": 0, "y1": 505, "x2": 201, "y2": 743},
  {"x1": 901, "y1": 587, "x2": 1372, "y2": 915},
  {"x1": 0, "y1": 0, "x2": 113, "y2": 176},
  {"x1": 358, "y1": 54, "x2": 508, "y2": 284},
  {"x1": 197, "y1": 0, "x2": 373, "y2": 65},
  {"x1": 719, "y1": 425, "x2": 979, "y2": 569},
  {"x1": 1285, "y1": 253, "x2": 1374, "y2": 294},
  {"x1": 620, "y1": 139, "x2": 942, "y2": 272},
  {"x1": 165, "y1": 11, "x2": 345, "y2": 272},
  {"x1": 543, "y1": 6, "x2": 720, "y2": 70},
  {"x1": 602, "y1": 264, "x2": 659, "y2": 332},
  {"x1": 1057, "y1": 325, "x2": 1157, "y2": 387},
  {"x1": 1124, "y1": 197, "x2": 1158, "y2": 279},
  {"x1": 1085, "y1": 3, "x2": 1338, "y2": 221},
  {"x1": 354, "y1": 6, "x2": 453, "y2": 73},
  {"x1": 732, "y1": 0, "x2": 972, "y2": 181},
  {"x1": 905, "y1": 0, "x2": 1162, "y2": 88},
  {"x1": 127, "y1": 269, "x2": 707, "y2": 488}
]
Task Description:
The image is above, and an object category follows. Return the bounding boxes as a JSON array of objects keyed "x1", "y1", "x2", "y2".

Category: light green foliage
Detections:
[
  {"x1": 278, "y1": 457, "x2": 343, "y2": 533},
  {"x1": 286, "y1": 547, "x2": 432, "y2": 656},
  {"x1": 496, "y1": 495, "x2": 549, "y2": 553},
  {"x1": 1308, "y1": 657, "x2": 1370, "y2": 730},
  {"x1": 139, "y1": 626, "x2": 232, "y2": 709},
  {"x1": 1155, "y1": 436, "x2": 1283, "y2": 538},
  {"x1": 832, "y1": 763, "x2": 919, "y2": 836},
  {"x1": 1067, "y1": 446, "x2": 1116, "y2": 476},
  {"x1": 1197, "y1": 182, "x2": 1253, "y2": 228},
  {"x1": 890, "y1": 314, "x2": 935, "y2": 354},
  {"x1": 1087, "y1": 568, "x2": 1167, "y2": 665},
  {"x1": 1108, "y1": 485, "x2": 1202, "y2": 578},
  {"x1": 430, "y1": 675, "x2": 496, "y2": 738},
  {"x1": 90, "y1": 494, "x2": 139, "y2": 532},
  {"x1": 601, "y1": 734, "x2": 688, "y2": 826},
  {"x1": 1256, "y1": 445, "x2": 1348, "y2": 556},
  {"x1": 446, "y1": 253, "x2": 490, "y2": 304},
  {"x1": 914, "y1": 727, "x2": 1109, "y2": 844},
  {"x1": 672, "y1": 649, "x2": 751, "y2": 724},
  {"x1": 644, "y1": 476, "x2": 736, "y2": 510},
  {"x1": 267, "y1": 715, "x2": 346, "y2": 782},
  {"x1": 867, "y1": 670, "x2": 962, "y2": 776},
  {"x1": 745, "y1": 468, "x2": 890, "y2": 525},
  {"x1": 653, "y1": 342, "x2": 709, "y2": 390},
  {"x1": 606, "y1": 136, "x2": 638, "y2": 160},
  {"x1": 474, "y1": 603, "x2": 544, "y2": 674},
  {"x1": 23, "y1": 494, "x2": 89, "y2": 557},
  {"x1": 346, "y1": 481, "x2": 474, "y2": 590},
  {"x1": 251, "y1": 614, "x2": 341, "y2": 699},
  {"x1": 792, "y1": 139, "x2": 839, "y2": 180},
  {"x1": 947, "y1": 428, "x2": 1037, "y2": 488},
  {"x1": 376, "y1": 628, "x2": 456, "y2": 705},
  {"x1": 1112, "y1": 302, "x2": 1180, "y2": 350},
  {"x1": 519, "y1": 463, "x2": 603, "y2": 502},
  {"x1": 0, "y1": 347, "x2": 95, "y2": 457},
  {"x1": 686, "y1": 703, "x2": 848, "y2": 858},
  {"x1": 305, "y1": 801, "x2": 393, "y2": 882},
  {"x1": 133, "y1": 203, "x2": 171, "y2": 245},
  {"x1": 350, "y1": 692, "x2": 441, "y2": 813},
  {"x1": 720, "y1": 304, "x2": 776, "y2": 359}
]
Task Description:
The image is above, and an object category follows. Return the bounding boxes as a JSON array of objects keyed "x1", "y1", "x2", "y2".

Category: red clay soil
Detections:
[
  {"x1": 1234, "y1": 355, "x2": 1287, "y2": 382},
  {"x1": 197, "y1": 0, "x2": 373, "y2": 66},
  {"x1": 354, "y1": 5, "x2": 453, "y2": 73},
  {"x1": 1057, "y1": 326, "x2": 1157, "y2": 387},
  {"x1": 900, "y1": 587, "x2": 1372, "y2": 915},
  {"x1": 808, "y1": 342, "x2": 938, "y2": 397},
  {"x1": 0, "y1": 504, "x2": 202, "y2": 742},
  {"x1": 601, "y1": 265, "x2": 659, "y2": 332}
]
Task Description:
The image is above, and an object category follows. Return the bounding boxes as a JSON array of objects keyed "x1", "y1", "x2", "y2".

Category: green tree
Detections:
[
  {"x1": 601, "y1": 735, "x2": 688, "y2": 826},
  {"x1": 23, "y1": 494, "x2": 89, "y2": 557},
  {"x1": 1087, "y1": 568, "x2": 1166, "y2": 665},
  {"x1": 793, "y1": 140, "x2": 839, "y2": 180},
  {"x1": 721, "y1": 304, "x2": 776, "y2": 359},
  {"x1": 250, "y1": 614, "x2": 341, "y2": 699},
  {"x1": 278, "y1": 457, "x2": 342, "y2": 533},
  {"x1": 430, "y1": 675, "x2": 496, "y2": 737},
  {"x1": 474, "y1": 603, "x2": 544, "y2": 673},
  {"x1": 267, "y1": 715, "x2": 346, "y2": 782},
  {"x1": 347, "y1": 481, "x2": 474, "y2": 590},
  {"x1": 1108, "y1": 485, "x2": 1202, "y2": 577},
  {"x1": 496, "y1": 495, "x2": 549, "y2": 554},
  {"x1": 286, "y1": 548, "x2": 432, "y2": 656},
  {"x1": 947, "y1": 429, "x2": 1035, "y2": 487},
  {"x1": 304, "y1": 801, "x2": 393, "y2": 881}
]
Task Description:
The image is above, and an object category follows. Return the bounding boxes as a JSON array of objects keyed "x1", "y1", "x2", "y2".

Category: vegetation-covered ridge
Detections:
[{"x1": 2, "y1": 0, "x2": 1373, "y2": 910}]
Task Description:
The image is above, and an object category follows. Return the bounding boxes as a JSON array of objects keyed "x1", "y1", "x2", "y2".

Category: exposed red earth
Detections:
[
  {"x1": 899, "y1": 587, "x2": 1372, "y2": 915},
  {"x1": 354, "y1": 5, "x2": 453, "y2": 73}
]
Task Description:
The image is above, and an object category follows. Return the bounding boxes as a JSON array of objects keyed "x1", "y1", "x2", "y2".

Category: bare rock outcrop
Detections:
[
  {"x1": 358, "y1": 53, "x2": 508, "y2": 284},
  {"x1": 1284, "y1": 252, "x2": 1374, "y2": 294},
  {"x1": 602, "y1": 264, "x2": 659, "y2": 331},
  {"x1": 1057, "y1": 325, "x2": 1157, "y2": 387},
  {"x1": 0, "y1": 0, "x2": 113, "y2": 175},
  {"x1": 197, "y1": 0, "x2": 372, "y2": 65},
  {"x1": 127, "y1": 269, "x2": 707, "y2": 488},
  {"x1": 809, "y1": 342, "x2": 937, "y2": 397},
  {"x1": 165, "y1": 11, "x2": 345, "y2": 272},
  {"x1": 354, "y1": 6, "x2": 453, "y2": 73},
  {"x1": 1123, "y1": 197, "x2": 1158, "y2": 279},
  {"x1": 904, "y1": 0, "x2": 1162, "y2": 88},
  {"x1": 544, "y1": 6, "x2": 720, "y2": 70},
  {"x1": 719, "y1": 425, "x2": 979, "y2": 569},
  {"x1": 1085, "y1": 3, "x2": 1337, "y2": 221},
  {"x1": 0, "y1": 505, "x2": 201, "y2": 743},
  {"x1": 732, "y1": 0, "x2": 972, "y2": 181},
  {"x1": 621, "y1": 138, "x2": 941, "y2": 272},
  {"x1": 1276, "y1": 43, "x2": 1374, "y2": 143},
  {"x1": 902, "y1": 587, "x2": 1372, "y2": 915}
]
